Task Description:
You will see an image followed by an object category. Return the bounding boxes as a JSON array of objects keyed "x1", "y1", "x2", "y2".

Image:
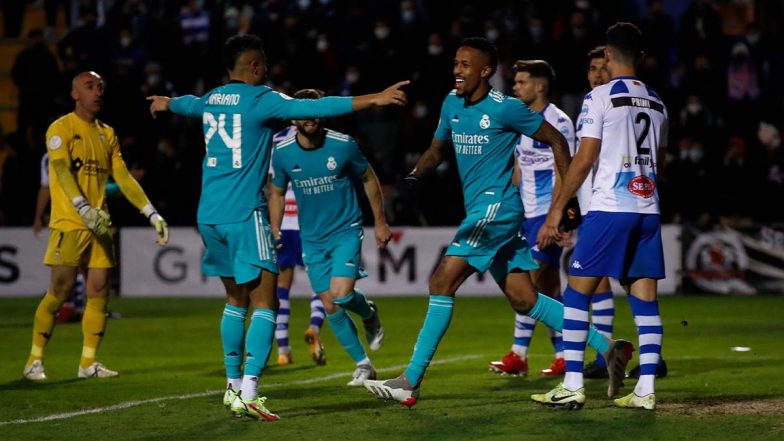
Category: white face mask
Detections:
[
  {"x1": 401, "y1": 10, "x2": 415, "y2": 23},
  {"x1": 316, "y1": 38, "x2": 328, "y2": 51},
  {"x1": 485, "y1": 29, "x2": 499, "y2": 41},
  {"x1": 374, "y1": 26, "x2": 389, "y2": 40},
  {"x1": 414, "y1": 104, "x2": 427, "y2": 119},
  {"x1": 428, "y1": 44, "x2": 442, "y2": 56},
  {"x1": 689, "y1": 148, "x2": 704, "y2": 162},
  {"x1": 687, "y1": 103, "x2": 702, "y2": 115}
]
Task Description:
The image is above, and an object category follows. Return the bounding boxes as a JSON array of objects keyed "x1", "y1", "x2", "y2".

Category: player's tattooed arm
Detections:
[
  {"x1": 408, "y1": 137, "x2": 449, "y2": 180},
  {"x1": 531, "y1": 121, "x2": 572, "y2": 180},
  {"x1": 537, "y1": 137, "x2": 599, "y2": 248}
]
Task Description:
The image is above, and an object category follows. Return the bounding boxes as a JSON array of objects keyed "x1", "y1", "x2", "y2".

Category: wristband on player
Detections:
[
  {"x1": 142, "y1": 204, "x2": 169, "y2": 245},
  {"x1": 73, "y1": 196, "x2": 110, "y2": 235},
  {"x1": 72, "y1": 196, "x2": 91, "y2": 216}
]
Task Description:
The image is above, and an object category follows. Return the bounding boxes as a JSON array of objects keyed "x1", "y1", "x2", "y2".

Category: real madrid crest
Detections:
[
  {"x1": 327, "y1": 156, "x2": 337, "y2": 170},
  {"x1": 480, "y1": 114, "x2": 490, "y2": 129}
]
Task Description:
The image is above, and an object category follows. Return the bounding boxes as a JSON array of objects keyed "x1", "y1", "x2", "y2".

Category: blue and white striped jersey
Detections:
[
  {"x1": 577, "y1": 76, "x2": 668, "y2": 214},
  {"x1": 515, "y1": 103, "x2": 575, "y2": 218}
]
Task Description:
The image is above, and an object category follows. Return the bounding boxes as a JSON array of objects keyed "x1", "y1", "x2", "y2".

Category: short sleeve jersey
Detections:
[
  {"x1": 577, "y1": 76, "x2": 668, "y2": 214},
  {"x1": 434, "y1": 89, "x2": 543, "y2": 213},
  {"x1": 515, "y1": 103, "x2": 575, "y2": 217},
  {"x1": 45, "y1": 113, "x2": 123, "y2": 231},
  {"x1": 271, "y1": 129, "x2": 368, "y2": 245},
  {"x1": 169, "y1": 82, "x2": 352, "y2": 225},
  {"x1": 271, "y1": 126, "x2": 299, "y2": 231}
]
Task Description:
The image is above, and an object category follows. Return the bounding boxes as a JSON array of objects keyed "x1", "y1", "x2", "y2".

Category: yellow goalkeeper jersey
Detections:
[{"x1": 45, "y1": 112, "x2": 124, "y2": 231}]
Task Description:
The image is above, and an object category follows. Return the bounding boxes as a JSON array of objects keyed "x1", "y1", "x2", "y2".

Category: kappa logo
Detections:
[
  {"x1": 479, "y1": 114, "x2": 491, "y2": 129},
  {"x1": 326, "y1": 156, "x2": 337, "y2": 170},
  {"x1": 572, "y1": 260, "x2": 583, "y2": 269}
]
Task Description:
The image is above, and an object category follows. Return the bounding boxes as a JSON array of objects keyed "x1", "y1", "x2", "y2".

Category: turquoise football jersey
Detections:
[
  {"x1": 271, "y1": 129, "x2": 368, "y2": 245},
  {"x1": 169, "y1": 82, "x2": 353, "y2": 224},
  {"x1": 434, "y1": 89, "x2": 543, "y2": 212}
]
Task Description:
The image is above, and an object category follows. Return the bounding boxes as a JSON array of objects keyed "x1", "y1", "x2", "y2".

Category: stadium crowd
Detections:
[{"x1": 1, "y1": 0, "x2": 782, "y2": 227}]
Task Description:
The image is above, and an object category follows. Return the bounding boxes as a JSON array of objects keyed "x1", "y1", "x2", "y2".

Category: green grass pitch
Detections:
[{"x1": 0, "y1": 295, "x2": 782, "y2": 440}]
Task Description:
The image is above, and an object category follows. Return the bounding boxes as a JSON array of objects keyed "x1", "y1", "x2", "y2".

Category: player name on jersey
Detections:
[
  {"x1": 610, "y1": 96, "x2": 665, "y2": 112},
  {"x1": 206, "y1": 93, "x2": 241, "y2": 106}
]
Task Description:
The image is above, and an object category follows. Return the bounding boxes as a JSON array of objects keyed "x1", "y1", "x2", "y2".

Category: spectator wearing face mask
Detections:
[
  {"x1": 719, "y1": 136, "x2": 765, "y2": 224},
  {"x1": 727, "y1": 42, "x2": 761, "y2": 136},
  {"x1": 679, "y1": 95, "x2": 714, "y2": 143},
  {"x1": 668, "y1": 137, "x2": 713, "y2": 226}
]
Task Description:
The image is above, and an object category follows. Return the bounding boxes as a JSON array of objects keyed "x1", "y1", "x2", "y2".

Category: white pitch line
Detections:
[{"x1": 0, "y1": 354, "x2": 486, "y2": 426}]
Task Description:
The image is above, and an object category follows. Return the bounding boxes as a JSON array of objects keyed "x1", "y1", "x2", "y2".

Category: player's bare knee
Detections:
[
  {"x1": 322, "y1": 300, "x2": 339, "y2": 314},
  {"x1": 505, "y1": 291, "x2": 536, "y2": 313},
  {"x1": 428, "y1": 274, "x2": 458, "y2": 296}
]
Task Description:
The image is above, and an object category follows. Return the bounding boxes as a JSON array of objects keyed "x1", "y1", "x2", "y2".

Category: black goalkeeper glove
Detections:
[
  {"x1": 560, "y1": 197, "x2": 582, "y2": 232},
  {"x1": 402, "y1": 173, "x2": 420, "y2": 191}
]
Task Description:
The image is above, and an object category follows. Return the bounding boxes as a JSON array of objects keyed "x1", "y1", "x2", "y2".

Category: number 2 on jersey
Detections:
[
  {"x1": 635, "y1": 112, "x2": 651, "y2": 155},
  {"x1": 204, "y1": 112, "x2": 242, "y2": 168}
]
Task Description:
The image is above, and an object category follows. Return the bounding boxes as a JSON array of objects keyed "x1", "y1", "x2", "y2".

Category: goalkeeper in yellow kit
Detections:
[{"x1": 23, "y1": 71, "x2": 169, "y2": 380}]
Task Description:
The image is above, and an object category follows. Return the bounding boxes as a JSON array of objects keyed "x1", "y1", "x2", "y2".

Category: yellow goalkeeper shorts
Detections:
[{"x1": 44, "y1": 228, "x2": 116, "y2": 268}]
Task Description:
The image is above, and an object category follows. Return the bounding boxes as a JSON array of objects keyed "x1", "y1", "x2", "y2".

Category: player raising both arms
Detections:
[
  {"x1": 270, "y1": 88, "x2": 388, "y2": 387},
  {"x1": 533, "y1": 22, "x2": 667, "y2": 410},
  {"x1": 488, "y1": 59, "x2": 574, "y2": 378},
  {"x1": 24, "y1": 71, "x2": 168, "y2": 382},
  {"x1": 364, "y1": 37, "x2": 633, "y2": 408},
  {"x1": 147, "y1": 35, "x2": 407, "y2": 420}
]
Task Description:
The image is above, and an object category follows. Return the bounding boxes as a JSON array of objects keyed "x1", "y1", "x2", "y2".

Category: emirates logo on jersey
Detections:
[{"x1": 628, "y1": 175, "x2": 656, "y2": 198}]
